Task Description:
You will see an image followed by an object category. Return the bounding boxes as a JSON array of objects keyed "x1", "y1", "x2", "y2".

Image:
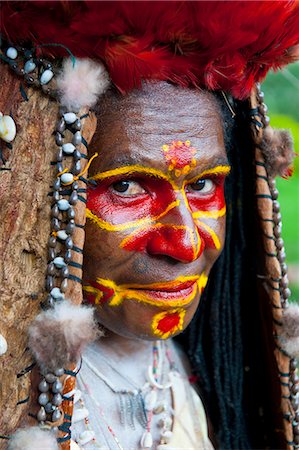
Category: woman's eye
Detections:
[
  {"x1": 187, "y1": 178, "x2": 215, "y2": 194},
  {"x1": 111, "y1": 180, "x2": 146, "y2": 196}
]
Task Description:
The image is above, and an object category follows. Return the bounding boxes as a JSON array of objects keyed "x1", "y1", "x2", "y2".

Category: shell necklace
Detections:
[{"x1": 73, "y1": 341, "x2": 175, "y2": 450}]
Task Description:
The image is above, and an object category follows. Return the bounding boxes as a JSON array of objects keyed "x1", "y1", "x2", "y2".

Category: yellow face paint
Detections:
[
  {"x1": 89, "y1": 165, "x2": 179, "y2": 190},
  {"x1": 86, "y1": 200, "x2": 180, "y2": 232},
  {"x1": 83, "y1": 274, "x2": 208, "y2": 308},
  {"x1": 152, "y1": 308, "x2": 186, "y2": 339}
]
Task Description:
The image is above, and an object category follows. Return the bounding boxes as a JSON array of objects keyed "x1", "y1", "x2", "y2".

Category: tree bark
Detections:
[{"x1": 0, "y1": 64, "x2": 96, "y2": 446}]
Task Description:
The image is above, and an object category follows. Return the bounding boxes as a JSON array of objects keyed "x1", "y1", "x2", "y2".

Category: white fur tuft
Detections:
[
  {"x1": 8, "y1": 427, "x2": 58, "y2": 450},
  {"x1": 29, "y1": 301, "x2": 100, "y2": 372},
  {"x1": 56, "y1": 58, "x2": 110, "y2": 110},
  {"x1": 279, "y1": 303, "x2": 299, "y2": 358}
]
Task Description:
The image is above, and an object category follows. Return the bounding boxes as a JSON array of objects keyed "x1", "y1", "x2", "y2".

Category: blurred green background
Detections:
[{"x1": 262, "y1": 62, "x2": 299, "y2": 300}]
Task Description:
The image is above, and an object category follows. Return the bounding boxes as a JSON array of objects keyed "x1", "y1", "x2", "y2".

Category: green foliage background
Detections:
[{"x1": 262, "y1": 63, "x2": 299, "y2": 299}]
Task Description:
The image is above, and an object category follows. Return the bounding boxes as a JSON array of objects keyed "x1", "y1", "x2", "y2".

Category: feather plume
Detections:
[
  {"x1": 279, "y1": 303, "x2": 299, "y2": 359},
  {"x1": 1, "y1": 1, "x2": 299, "y2": 99},
  {"x1": 28, "y1": 301, "x2": 100, "y2": 372},
  {"x1": 56, "y1": 58, "x2": 110, "y2": 110},
  {"x1": 259, "y1": 127, "x2": 295, "y2": 178},
  {"x1": 8, "y1": 427, "x2": 58, "y2": 450}
]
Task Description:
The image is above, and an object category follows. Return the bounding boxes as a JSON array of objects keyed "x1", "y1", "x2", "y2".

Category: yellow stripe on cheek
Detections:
[
  {"x1": 192, "y1": 205, "x2": 226, "y2": 220},
  {"x1": 196, "y1": 220, "x2": 221, "y2": 250},
  {"x1": 86, "y1": 201, "x2": 180, "y2": 232}
]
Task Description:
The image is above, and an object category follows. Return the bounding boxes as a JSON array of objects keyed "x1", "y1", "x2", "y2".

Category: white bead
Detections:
[
  {"x1": 0, "y1": 334, "x2": 8, "y2": 355},
  {"x1": 140, "y1": 431, "x2": 153, "y2": 449},
  {"x1": 40, "y1": 69, "x2": 54, "y2": 85},
  {"x1": 72, "y1": 407, "x2": 89, "y2": 423},
  {"x1": 50, "y1": 287, "x2": 64, "y2": 299},
  {"x1": 62, "y1": 143, "x2": 76, "y2": 154},
  {"x1": 57, "y1": 199, "x2": 70, "y2": 211},
  {"x1": 0, "y1": 114, "x2": 16, "y2": 143},
  {"x1": 161, "y1": 430, "x2": 173, "y2": 443},
  {"x1": 64, "y1": 112, "x2": 77, "y2": 124},
  {"x1": 61, "y1": 173, "x2": 74, "y2": 184},
  {"x1": 53, "y1": 257, "x2": 66, "y2": 268},
  {"x1": 144, "y1": 389, "x2": 157, "y2": 411},
  {"x1": 78, "y1": 430, "x2": 95, "y2": 445},
  {"x1": 57, "y1": 230, "x2": 68, "y2": 240},
  {"x1": 6, "y1": 47, "x2": 18, "y2": 59},
  {"x1": 24, "y1": 59, "x2": 36, "y2": 73}
]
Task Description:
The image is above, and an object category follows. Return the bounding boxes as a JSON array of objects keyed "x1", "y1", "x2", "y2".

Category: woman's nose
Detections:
[
  {"x1": 146, "y1": 224, "x2": 203, "y2": 263},
  {"x1": 121, "y1": 200, "x2": 203, "y2": 263}
]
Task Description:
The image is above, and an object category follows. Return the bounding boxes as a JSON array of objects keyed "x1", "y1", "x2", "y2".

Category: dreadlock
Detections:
[{"x1": 177, "y1": 94, "x2": 283, "y2": 449}]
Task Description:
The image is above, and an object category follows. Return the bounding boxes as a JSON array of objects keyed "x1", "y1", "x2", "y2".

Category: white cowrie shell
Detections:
[{"x1": 0, "y1": 113, "x2": 16, "y2": 143}]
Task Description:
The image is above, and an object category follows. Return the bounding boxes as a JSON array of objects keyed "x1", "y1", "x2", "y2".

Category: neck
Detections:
[{"x1": 94, "y1": 328, "x2": 158, "y2": 360}]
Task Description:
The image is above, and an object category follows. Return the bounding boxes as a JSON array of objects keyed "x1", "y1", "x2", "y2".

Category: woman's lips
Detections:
[{"x1": 129, "y1": 280, "x2": 198, "y2": 301}]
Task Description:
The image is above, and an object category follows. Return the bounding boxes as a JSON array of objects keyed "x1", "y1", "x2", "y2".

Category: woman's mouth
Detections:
[
  {"x1": 84, "y1": 274, "x2": 208, "y2": 308},
  {"x1": 134, "y1": 279, "x2": 197, "y2": 300}
]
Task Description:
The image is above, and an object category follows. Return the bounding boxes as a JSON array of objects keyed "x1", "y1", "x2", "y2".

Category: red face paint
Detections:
[
  {"x1": 84, "y1": 280, "x2": 115, "y2": 305},
  {"x1": 156, "y1": 312, "x2": 181, "y2": 334},
  {"x1": 163, "y1": 140, "x2": 196, "y2": 175},
  {"x1": 186, "y1": 175, "x2": 226, "y2": 213},
  {"x1": 87, "y1": 175, "x2": 175, "y2": 226},
  {"x1": 121, "y1": 225, "x2": 203, "y2": 263},
  {"x1": 87, "y1": 165, "x2": 227, "y2": 260}
]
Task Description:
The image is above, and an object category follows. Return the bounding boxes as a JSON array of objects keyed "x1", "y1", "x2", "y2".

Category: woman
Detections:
[{"x1": 0, "y1": 2, "x2": 299, "y2": 449}]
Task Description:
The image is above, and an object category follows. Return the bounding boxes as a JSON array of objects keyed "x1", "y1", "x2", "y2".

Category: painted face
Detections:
[{"x1": 83, "y1": 83, "x2": 230, "y2": 340}]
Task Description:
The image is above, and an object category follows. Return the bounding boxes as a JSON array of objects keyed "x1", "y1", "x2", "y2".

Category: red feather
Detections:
[{"x1": 1, "y1": 1, "x2": 299, "y2": 98}]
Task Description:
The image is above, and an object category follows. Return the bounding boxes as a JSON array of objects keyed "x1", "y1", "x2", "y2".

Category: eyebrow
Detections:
[{"x1": 89, "y1": 160, "x2": 231, "y2": 190}]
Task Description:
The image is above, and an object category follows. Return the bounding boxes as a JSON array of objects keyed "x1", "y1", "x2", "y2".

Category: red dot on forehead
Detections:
[
  {"x1": 162, "y1": 140, "x2": 197, "y2": 174},
  {"x1": 156, "y1": 312, "x2": 181, "y2": 333}
]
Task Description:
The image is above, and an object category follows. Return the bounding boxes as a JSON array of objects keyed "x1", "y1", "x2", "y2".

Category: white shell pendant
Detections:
[
  {"x1": 70, "y1": 440, "x2": 82, "y2": 450},
  {"x1": 161, "y1": 430, "x2": 173, "y2": 444},
  {"x1": 0, "y1": 334, "x2": 8, "y2": 355},
  {"x1": 74, "y1": 389, "x2": 82, "y2": 404},
  {"x1": 0, "y1": 112, "x2": 16, "y2": 143},
  {"x1": 144, "y1": 389, "x2": 157, "y2": 411},
  {"x1": 140, "y1": 431, "x2": 153, "y2": 449},
  {"x1": 78, "y1": 430, "x2": 95, "y2": 445},
  {"x1": 72, "y1": 407, "x2": 89, "y2": 423}
]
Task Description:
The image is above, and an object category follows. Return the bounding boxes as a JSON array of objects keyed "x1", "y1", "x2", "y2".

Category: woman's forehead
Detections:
[{"x1": 92, "y1": 83, "x2": 226, "y2": 171}]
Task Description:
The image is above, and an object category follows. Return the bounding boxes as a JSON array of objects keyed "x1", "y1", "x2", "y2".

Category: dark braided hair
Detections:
[{"x1": 176, "y1": 94, "x2": 284, "y2": 449}]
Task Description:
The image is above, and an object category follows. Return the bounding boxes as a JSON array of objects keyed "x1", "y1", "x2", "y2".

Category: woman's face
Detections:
[{"x1": 83, "y1": 83, "x2": 230, "y2": 340}]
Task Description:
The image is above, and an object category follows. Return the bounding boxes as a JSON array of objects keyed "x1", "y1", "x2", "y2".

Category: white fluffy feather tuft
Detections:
[
  {"x1": 29, "y1": 301, "x2": 100, "y2": 372},
  {"x1": 56, "y1": 58, "x2": 110, "y2": 110},
  {"x1": 279, "y1": 303, "x2": 299, "y2": 358},
  {"x1": 8, "y1": 427, "x2": 58, "y2": 450}
]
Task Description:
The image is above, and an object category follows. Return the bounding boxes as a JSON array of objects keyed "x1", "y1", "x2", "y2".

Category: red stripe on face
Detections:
[
  {"x1": 163, "y1": 141, "x2": 196, "y2": 170},
  {"x1": 122, "y1": 225, "x2": 203, "y2": 263},
  {"x1": 186, "y1": 176, "x2": 226, "y2": 212},
  {"x1": 84, "y1": 280, "x2": 115, "y2": 305},
  {"x1": 157, "y1": 312, "x2": 181, "y2": 333},
  {"x1": 87, "y1": 177, "x2": 175, "y2": 226}
]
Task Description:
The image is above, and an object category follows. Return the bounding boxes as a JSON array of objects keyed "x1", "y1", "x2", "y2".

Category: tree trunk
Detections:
[{"x1": 0, "y1": 64, "x2": 96, "y2": 446}]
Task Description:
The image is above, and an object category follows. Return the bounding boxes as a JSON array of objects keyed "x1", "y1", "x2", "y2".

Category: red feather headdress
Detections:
[{"x1": 1, "y1": 0, "x2": 299, "y2": 98}]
